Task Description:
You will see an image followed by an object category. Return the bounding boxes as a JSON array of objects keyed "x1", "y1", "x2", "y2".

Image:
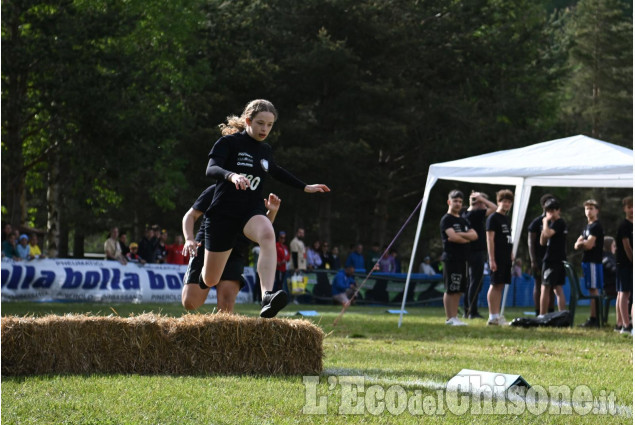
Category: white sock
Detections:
[{"x1": 489, "y1": 314, "x2": 499, "y2": 320}]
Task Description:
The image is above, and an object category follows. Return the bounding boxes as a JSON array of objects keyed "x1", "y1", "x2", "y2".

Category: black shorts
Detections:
[
  {"x1": 617, "y1": 265, "x2": 633, "y2": 293},
  {"x1": 204, "y1": 207, "x2": 265, "y2": 252},
  {"x1": 183, "y1": 242, "x2": 246, "y2": 287},
  {"x1": 443, "y1": 260, "x2": 468, "y2": 294},
  {"x1": 490, "y1": 261, "x2": 511, "y2": 285},
  {"x1": 542, "y1": 262, "x2": 565, "y2": 287}
]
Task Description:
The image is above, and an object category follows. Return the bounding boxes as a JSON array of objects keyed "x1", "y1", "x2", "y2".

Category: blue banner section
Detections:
[
  {"x1": 1, "y1": 258, "x2": 255, "y2": 304},
  {"x1": 476, "y1": 273, "x2": 583, "y2": 308}
]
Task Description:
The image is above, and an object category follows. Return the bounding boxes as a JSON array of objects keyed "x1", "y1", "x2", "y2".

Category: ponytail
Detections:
[{"x1": 219, "y1": 115, "x2": 245, "y2": 135}]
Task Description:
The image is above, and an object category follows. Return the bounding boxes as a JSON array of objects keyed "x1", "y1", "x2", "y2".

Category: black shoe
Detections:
[
  {"x1": 614, "y1": 325, "x2": 623, "y2": 332},
  {"x1": 579, "y1": 318, "x2": 599, "y2": 328},
  {"x1": 468, "y1": 312, "x2": 484, "y2": 319},
  {"x1": 260, "y1": 290, "x2": 288, "y2": 318}
]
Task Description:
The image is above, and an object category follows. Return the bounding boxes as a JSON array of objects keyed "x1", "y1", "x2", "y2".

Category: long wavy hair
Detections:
[{"x1": 219, "y1": 99, "x2": 278, "y2": 135}]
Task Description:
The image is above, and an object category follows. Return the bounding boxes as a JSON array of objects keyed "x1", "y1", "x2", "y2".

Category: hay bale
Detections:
[{"x1": 1, "y1": 313, "x2": 324, "y2": 376}]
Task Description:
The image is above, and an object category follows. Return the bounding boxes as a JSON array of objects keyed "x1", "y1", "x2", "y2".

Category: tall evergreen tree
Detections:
[{"x1": 562, "y1": 0, "x2": 632, "y2": 145}]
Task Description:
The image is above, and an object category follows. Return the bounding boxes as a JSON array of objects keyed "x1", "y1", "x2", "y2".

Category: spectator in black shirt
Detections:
[
  {"x1": 539, "y1": 198, "x2": 568, "y2": 316},
  {"x1": 138, "y1": 226, "x2": 158, "y2": 264},
  {"x1": 527, "y1": 193, "x2": 556, "y2": 316},
  {"x1": 574, "y1": 199, "x2": 604, "y2": 327},
  {"x1": 615, "y1": 196, "x2": 633, "y2": 334},
  {"x1": 461, "y1": 191, "x2": 496, "y2": 319},
  {"x1": 440, "y1": 190, "x2": 478, "y2": 326},
  {"x1": 486, "y1": 189, "x2": 514, "y2": 326}
]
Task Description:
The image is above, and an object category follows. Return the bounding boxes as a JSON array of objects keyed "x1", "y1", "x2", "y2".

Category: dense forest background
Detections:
[{"x1": 2, "y1": 0, "x2": 632, "y2": 267}]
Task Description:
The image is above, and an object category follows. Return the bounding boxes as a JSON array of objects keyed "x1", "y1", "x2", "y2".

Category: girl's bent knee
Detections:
[{"x1": 182, "y1": 298, "x2": 199, "y2": 311}]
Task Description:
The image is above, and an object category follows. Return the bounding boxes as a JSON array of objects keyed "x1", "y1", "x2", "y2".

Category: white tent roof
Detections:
[
  {"x1": 426, "y1": 134, "x2": 633, "y2": 187},
  {"x1": 398, "y1": 135, "x2": 633, "y2": 327}
]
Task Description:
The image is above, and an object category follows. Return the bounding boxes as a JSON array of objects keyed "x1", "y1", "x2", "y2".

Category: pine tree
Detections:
[{"x1": 563, "y1": 0, "x2": 632, "y2": 145}]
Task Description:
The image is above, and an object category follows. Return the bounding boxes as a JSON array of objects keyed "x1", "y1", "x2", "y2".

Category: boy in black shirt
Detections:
[
  {"x1": 527, "y1": 194, "x2": 556, "y2": 316},
  {"x1": 440, "y1": 190, "x2": 478, "y2": 326},
  {"x1": 486, "y1": 189, "x2": 514, "y2": 326},
  {"x1": 615, "y1": 196, "x2": 633, "y2": 334},
  {"x1": 462, "y1": 192, "x2": 496, "y2": 319},
  {"x1": 539, "y1": 198, "x2": 568, "y2": 316},
  {"x1": 574, "y1": 199, "x2": 604, "y2": 327}
]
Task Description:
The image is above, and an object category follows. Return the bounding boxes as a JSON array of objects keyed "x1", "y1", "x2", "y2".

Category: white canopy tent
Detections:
[{"x1": 398, "y1": 135, "x2": 633, "y2": 327}]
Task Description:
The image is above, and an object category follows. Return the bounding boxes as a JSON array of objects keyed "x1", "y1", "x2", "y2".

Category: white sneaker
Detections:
[
  {"x1": 487, "y1": 316, "x2": 507, "y2": 326},
  {"x1": 445, "y1": 317, "x2": 467, "y2": 326}
]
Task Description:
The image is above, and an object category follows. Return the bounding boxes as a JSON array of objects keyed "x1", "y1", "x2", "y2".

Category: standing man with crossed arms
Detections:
[{"x1": 440, "y1": 190, "x2": 478, "y2": 326}]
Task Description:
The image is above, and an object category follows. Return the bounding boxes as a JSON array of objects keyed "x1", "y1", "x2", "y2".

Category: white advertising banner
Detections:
[{"x1": 1, "y1": 258, "x2": 255, "y2": 304}]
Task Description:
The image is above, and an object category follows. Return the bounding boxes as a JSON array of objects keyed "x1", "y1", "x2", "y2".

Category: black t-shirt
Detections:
[
  {"x1": 616, "y1": 219, "x2": 633, "y2": 266},
  {"x1": 440, "y1": 213, "x2": 471, "y2": 262},
  {"x1": 527, "y1": 214, "x2": 547, "y2": 263},
  {"x1": 543, "y1": 218, "x2": 567, "y2": 263},
  {"x1": 486, "y1": 212, "x2": 513, "y2": 264},
  {"x1": 206, "y1": 131, "x2": 306, "y2": 215},
  {"x1": 138, "y1": 236, "x2": 158, "y2": 263},
  {"x1": 192, "y1": 185, "x2": 216, "y2": 242},
  {"x1": 462, "y1": 208, "x2": 487, "y2": 252},
  {"x1": 581, "y1": 220, "x2": 604, "y2": 264}
]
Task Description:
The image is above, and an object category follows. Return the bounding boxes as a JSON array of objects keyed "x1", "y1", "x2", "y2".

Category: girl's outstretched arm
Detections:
[{"x1": 304, "y1": 184, "x2": 331, "y2": 193}]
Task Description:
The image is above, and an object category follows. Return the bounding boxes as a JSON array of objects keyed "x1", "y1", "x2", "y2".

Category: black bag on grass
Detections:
[{"x1": 510, "y1": 311, "x2": 571, "y2": 328}]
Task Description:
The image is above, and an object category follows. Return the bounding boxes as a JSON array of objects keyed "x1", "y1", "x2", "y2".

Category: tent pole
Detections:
[
  {"x1": 501, "y1": 181, "x2": 532, "y2": 316},
  {"x1": 399, "y1": 173, "x2": 437, "y2": 328}
]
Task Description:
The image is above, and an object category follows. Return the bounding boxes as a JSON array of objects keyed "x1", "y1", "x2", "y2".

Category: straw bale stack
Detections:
[{"x1": 1, "y1": 313, "x2": 324, "y2": 376}]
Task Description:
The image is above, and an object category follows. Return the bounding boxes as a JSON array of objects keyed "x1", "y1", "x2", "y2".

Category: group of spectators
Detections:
[
  {"x1": 437, "y1": 188, "x2": 633, "y2": 333},
  {"x1": 271, "y1": 227, "x2": 412, "y2": 306},
  {"x1": 1, "y1": 224, "x2": 45, "y2": 261},
  {"x1": 104, "y1": 225, "x2": 188, "y2": 266}
]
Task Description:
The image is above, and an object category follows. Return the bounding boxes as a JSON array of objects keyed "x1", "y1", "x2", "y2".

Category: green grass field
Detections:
[{"x1": 1, "y1": 302, "x2": 632, "y2": 424}]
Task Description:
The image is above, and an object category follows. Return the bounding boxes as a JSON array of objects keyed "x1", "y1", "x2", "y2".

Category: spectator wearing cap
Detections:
[
  {"x1": 275, "y1": 231, "x2": 291, "y2": 293},
  {"x1": 16, "y1": 234, "x2": 32, "y2": 260},
  {"x1": 419, "y1": 255, "x2": 436, "y2": 275},
  {"x1": 126, "y1": 242, "x2": 146, "y2": 264}
]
